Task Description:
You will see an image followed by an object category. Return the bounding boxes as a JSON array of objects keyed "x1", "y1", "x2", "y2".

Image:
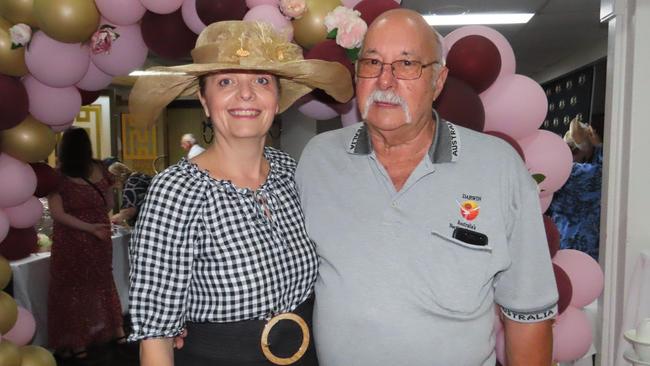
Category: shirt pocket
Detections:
[{"x1": 428, "y1": 229, "x2": 494, "y2": 316}]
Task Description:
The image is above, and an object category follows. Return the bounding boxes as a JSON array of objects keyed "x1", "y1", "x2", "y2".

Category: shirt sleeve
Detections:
[
  {"x1": 127, "y1": 169, "x2": 204, "y2": 341},
  {"x1": 495, "y1": 153, "x2": 559, "y2": 323}
]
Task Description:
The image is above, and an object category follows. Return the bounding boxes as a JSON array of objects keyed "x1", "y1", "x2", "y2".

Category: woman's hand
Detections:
[{"x1": 85, "y1": 223, "x2": 111, "y2": 241}]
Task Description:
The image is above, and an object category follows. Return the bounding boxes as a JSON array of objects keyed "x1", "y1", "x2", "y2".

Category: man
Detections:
[
  {"x1": 296, "y1": 9, "x2": 558, "y2": 366},
  {"x1": 180, "y1": 133, "x2": 205, "y2": 159}
]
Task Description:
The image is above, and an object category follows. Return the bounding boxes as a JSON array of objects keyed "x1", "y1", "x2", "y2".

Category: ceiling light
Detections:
[
  {"x1": 128, "y1": 70, "x2": 186, "y2": 76},
  {"x1": 424, "y1": 13, "x2": 534, "y2": 26}
]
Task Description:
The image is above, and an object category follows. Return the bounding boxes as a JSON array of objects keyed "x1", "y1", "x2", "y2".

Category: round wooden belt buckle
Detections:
[{"x1": 261, "y1": 312, "x2": 310, "y2": 365}]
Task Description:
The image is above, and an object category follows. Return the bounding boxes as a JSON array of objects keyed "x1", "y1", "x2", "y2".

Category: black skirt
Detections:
[{"x1": 175, "y1": 298, "x2": 318, "y2": 366}]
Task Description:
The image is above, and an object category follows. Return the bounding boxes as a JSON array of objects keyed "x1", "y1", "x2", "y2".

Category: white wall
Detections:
[
  {"x1": 280, "y1": 105, "x2": 317, "y2": 161},
  {"x1": 531, "y1": 38, "x2": 608, "y2": 84}
]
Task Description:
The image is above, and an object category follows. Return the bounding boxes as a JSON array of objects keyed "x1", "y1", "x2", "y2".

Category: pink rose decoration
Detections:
[
  {"x1": 90, "y1": 25, "x2": 120, "y2": 55},
  {"x1": 324, "y1": 6, "x2": 367, "y2": 49},
  {"x1": 9, "y1": 23, "x2": 32, "y2": 48},
  {"x1": 280, "y1": 0, "x2": 306, "y2": 19}
]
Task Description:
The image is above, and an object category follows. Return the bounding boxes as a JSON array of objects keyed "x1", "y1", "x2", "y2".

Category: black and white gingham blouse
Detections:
[{"x1": 127, "y1": 147, "x2": 318, "y2": 341}]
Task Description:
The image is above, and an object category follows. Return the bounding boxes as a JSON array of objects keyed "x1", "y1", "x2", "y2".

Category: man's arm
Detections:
[{"x1": 504, "y1": 318, "x2": 553, "y2": 366}]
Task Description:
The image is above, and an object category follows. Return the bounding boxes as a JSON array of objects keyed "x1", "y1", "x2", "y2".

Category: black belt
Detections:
[{"x1": 175, "y1": 297, "x2": 317, "y2": 366}]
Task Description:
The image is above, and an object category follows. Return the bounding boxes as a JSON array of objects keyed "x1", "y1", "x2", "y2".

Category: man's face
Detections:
[
  {"x1": 356, "y1": 17, "x2": 447, "y2": 132},
  {"x1": 180, "y1": 140, "x2": 191, "y2": 151}
]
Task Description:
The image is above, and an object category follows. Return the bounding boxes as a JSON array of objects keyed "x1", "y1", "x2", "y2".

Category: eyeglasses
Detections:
[{"x1": 356, "y1": 58, "x2": 440, "y2": 80}]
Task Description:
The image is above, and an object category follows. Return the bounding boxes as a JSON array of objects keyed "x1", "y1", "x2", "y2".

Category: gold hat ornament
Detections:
[{"x1": 129, "y1": 20, "x2": 354, "y2": 126}]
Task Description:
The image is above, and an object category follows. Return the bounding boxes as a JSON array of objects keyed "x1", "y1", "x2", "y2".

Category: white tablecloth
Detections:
[{"x1": 9, "y1": 232, "x2": 131, "y2": 347}]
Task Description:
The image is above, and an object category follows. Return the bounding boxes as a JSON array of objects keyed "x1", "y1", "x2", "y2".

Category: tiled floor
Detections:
[{"x1": 54, "y1": 341, "x2": 140, "y2": 366}]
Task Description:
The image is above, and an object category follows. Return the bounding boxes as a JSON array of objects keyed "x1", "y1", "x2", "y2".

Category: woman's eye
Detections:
[
  {"x1": 218, "y1": 78, "x2": 232, "y2": 86},
  {"x1": 256, "y1": 77, "x2": 270, "y2": 85}
]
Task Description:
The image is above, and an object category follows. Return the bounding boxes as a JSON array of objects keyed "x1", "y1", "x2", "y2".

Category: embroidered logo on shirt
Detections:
[{"x1": 458, "y1": 199, "x2": 480, "y2": 221}]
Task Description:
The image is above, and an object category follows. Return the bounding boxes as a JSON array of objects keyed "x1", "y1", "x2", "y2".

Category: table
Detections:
[{"x1": 9, "y1": 231, "x2": 131, "y2": 347}]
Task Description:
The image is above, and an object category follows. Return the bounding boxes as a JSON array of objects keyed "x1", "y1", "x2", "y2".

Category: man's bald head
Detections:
[{"x1": 364, "y1": 9, "x2": 444, "y2": 65}]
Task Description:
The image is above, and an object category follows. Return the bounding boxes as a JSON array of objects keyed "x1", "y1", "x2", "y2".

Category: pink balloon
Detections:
[
  {"x1": 552, "y1": 306, "x2": 593, "y2": 362},
  {"x1": 0, "y1": 154, "x2": 37, "y2": 208},
  {"x1": 95, "y1": 0, "x2": 147, "y2": 25},
  {"x1": 495, "y1": 328, "x2": 507, "y2": 365},
  {"x1": 5, "y1": 197, "x2": 43, "y2": 229},
  {"x1": 540, "y1": 192, "x2": 553, "y2": 212},
  {"x1": 181, "y1": 0, "x2": 206, "y2": 34},
  {"x1": 246, "y1": 0, "x2": 278, "y2": 7},
  {"x1": 243, "y1": 5, "x2": 293, "y2": 41},
  {"x1": 140, "y1": 0, "x2": 184, "y2": 14},
  {"x1": 76, "y1": 62, "x2": 113, "y2": 91},
  {"x1": 25, "y1": 31, "x2": 90, "y2": 88},
  {"x1": 91, "y1": 20, "x2": 149, "y2": 76},
  {"x1": 23, "y1": 76, "x2": 82, "y2": 126},
  {"x1": 0, "y1": 209, "x2": 9, "y2": 242},
  {"x1": 480, "y1": 74, "x2": 547, "y2": 140},
  {"x1": 553, "y1": 249, "x2": 604, "y2": 307},
  {"x1": 51, "y1": 122, "x2": 74, "y2": 133},
  {"x1": 2, "y1": 306, "x2": 36, "y2": 346},
  {"x1": 343, "y1": 0, "x2": 400, "y2": 7},
  {"x1": 444, "y1": 25, "x2": 515, "y2": 80},
  {"x1": 297, "y1": 94, "x2": 340, "y2": 120},
  {"x1": 519, "y1": 130, "x2": 573, "y2": 195},
  {"x1": 337, "y1": 98, "x2": 362, "y2": 127}
]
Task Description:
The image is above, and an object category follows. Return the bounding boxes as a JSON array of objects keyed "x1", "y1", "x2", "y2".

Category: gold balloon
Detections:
[
  {"x1": 0, "y1": 256, "x2": 12, "y2": 290},
  {"x1": 0, "y1": 291, "x2": 18, "y2": 334},
  {"x1": 0, "y1": 115, "x2": 56, "y2": 163},
  {"x1": 292, "y1": 0, "x2": 341, "y2": 49},
  {"x1": 19, "y1": 346, "x2": 56, "y2": 366},
  {"x1": 0, "y1": 340, "x2": 22, "y2": 366},
  {"x1": 33, "y1": 0, "x2": 99, "y2": 43},
  {"x1": 0, "y1": 0, "x2": 37, "y2": 27},
  {"x1": 0, "y1": 17, "x2": 28, "y2": 76}
]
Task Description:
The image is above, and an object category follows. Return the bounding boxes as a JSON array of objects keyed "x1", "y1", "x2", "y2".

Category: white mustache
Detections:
[{"x1": 362, "y1": 90, "x2": 412, "y2": 123}]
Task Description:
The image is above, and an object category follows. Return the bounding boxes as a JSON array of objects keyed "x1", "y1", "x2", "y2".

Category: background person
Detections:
[
  {"x1": 108, "y1": 161, "x2": 152, "y2": 227},
  {"x1": 180, "y1": 133, "x2": 205, "y2": 159},
  {"x1": 47, "y1": 127, "x2": 125, "y2": 361}
]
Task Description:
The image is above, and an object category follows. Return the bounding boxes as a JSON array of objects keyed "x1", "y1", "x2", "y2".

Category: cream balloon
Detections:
[
  {"x1": 0, "y1": 0, "x2": 37, "y2": 27},
  {"x1": 0, "y1": 256, "x2": 11, "y2": 290},
  {"x1": 0, "y1": 292, "x2": 18, "y2": 334},
  {"x1": 0, "y1": 17, "x2": 28, "y2": 76},
  {"x1": 18, "y1": 346, "x2": 56, "y2": 366},
  {"x1": 0, "y1": 115, "x2": 56, "y2": 163},
  {"x1": 33, "y1": 0, "x2": 100, "y2": 43},
  {"x1": 292, "y1": 0, "x2": 341, "y2": 49},
  {"x1": 0, "y1": 340, "x2": 21, "y2": 366}
]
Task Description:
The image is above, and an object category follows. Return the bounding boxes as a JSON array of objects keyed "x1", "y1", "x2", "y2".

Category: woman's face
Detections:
[{"x1": 198, "y1": 71, "x2": 279, "y2": 142}]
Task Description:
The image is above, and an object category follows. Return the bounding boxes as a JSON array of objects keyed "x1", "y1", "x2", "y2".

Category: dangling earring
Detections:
[{"x1": 202, "y1": 117, "x2": 214, "y2": 144}]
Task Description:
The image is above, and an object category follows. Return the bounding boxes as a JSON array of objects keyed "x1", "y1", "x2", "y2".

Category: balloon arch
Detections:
[{"x1": 0, "y1": 0, "x2": 603, "y2": 364}]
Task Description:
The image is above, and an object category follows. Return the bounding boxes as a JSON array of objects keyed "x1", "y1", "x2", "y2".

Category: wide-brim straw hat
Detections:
[{"x1": 129, "y1": 21, "x2": 354, "y2": 127}]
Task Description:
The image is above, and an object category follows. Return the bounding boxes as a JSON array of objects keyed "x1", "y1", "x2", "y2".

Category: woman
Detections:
[
  {"x1": 108, "y1": 162, "x2": 152, "y2": 226},
  {"x1": 47, "y1": 128, "x2": 125, "y2": 359},
  {"x1": 128, "y1": 21, "x2": 352, "y2": 366}
]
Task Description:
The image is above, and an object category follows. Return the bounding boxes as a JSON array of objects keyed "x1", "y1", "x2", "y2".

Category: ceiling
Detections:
[{"x1": 401, "y1": 0, "x2": 608, "y2": 77}]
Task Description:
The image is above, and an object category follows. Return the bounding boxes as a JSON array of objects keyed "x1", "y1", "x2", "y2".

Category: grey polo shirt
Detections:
[{"x1": 296, "y1": 115, "x2": 559, "y2": 366}]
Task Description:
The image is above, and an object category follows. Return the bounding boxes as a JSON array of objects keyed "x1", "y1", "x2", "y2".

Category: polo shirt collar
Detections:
[{"x1": 346, "y1": 108, "x2": 460, "y2": 164}]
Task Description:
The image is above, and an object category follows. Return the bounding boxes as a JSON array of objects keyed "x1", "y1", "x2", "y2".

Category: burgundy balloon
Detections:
[
  {"x1": 141, "y1": 10, "x2": 198, "y2": 60},
  {"x1": 0, "y1": 75, "x2": 29, "y2": 131},
  {"x1": 78, "y1": 88, "x2": 101, "y2": 106},
  {"x1": 30, "y1": 163, "x2": 62, "y2": 197},
  {"x1": 446, "y1": 35, "x2": 501, "y2": 93},
  {"x1": 196, "y1": 0, "x2": 247, "y2": 25},
  {"x1": 305, "y1": 39, "x2": 355, "y2": 105},
  {"x1": 0, "y1": 227, "x2": 37, "y2": 261},
  {"x1": 543, "y1": 215, "x2": 561, "y2": 258},
  {"x1": 433, "y1": 76, "x2": 485, "y2": 132},
  {"x1": 354, "y1": 0, "x2": 400, "y2": 25},
  {"x1": 484, "y1": 131, "x2": 525, "y2": 161},
  {"x1": 553, "y1": 263, "x2": 573, "y2": 315}
]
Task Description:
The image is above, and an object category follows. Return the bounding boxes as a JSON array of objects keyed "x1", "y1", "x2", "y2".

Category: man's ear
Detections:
[{"x1": 432, "y1": 65, "x2": 449, "y2": 102}]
